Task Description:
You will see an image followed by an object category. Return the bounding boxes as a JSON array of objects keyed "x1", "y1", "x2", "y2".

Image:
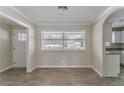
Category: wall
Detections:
[
  {"x1": 28, "y1": 27, "x2": 36, "y2": 70},
  {"x1": 0, "y1": 22, "x2": 13, "y2": 71},
  {"x1": 92, "y1": 20, "x2": 103, "y2": 76},
  {"x1": 35, "y1": 25, "x2": 92, "y2": 68}
]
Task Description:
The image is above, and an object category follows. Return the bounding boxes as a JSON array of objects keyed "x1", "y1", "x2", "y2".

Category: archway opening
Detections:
[{"x1": 103, "y1": 8, "x2": 124, "y2": 77}]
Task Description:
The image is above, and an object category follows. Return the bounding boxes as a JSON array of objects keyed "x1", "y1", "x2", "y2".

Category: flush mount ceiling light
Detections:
[{"x1": 58, "y1": 6, "x2": 68, "y2": 14}]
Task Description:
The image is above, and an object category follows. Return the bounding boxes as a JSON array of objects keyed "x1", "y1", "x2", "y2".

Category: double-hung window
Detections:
[{"x1": 41, "y1": 31, "x2": 85, "y2": 51}]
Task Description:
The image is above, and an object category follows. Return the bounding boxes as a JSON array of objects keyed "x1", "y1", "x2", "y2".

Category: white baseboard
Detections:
[
  {"x1": 27, "y1": 66, "x2": 36, "y2": 73},
  {"x1": 0, "y1": 66, "x2": 14, "y2": 73},
  {"x1": 2, "y1": 65, "x2": 102, "y2": 77},
  {"x1": 91, "y1": 66, "x2": 103, "y2": 77},
  {"x1": 36, "y1": 65, "x2": 92, "y2": 68},
  {"x1": 27, "y1": 65, "x2": 92, "y2": 73},
  {"x1": 35, "y1": 65, "x2": 103, "y2": 77}
]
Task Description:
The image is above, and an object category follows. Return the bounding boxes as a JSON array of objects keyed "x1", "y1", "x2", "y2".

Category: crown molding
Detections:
[
  {"x1": 0, "y1": 11, "x2": 29, "y2": 27},
  {"x1": 36, "y1": 22, "x2": 92, "y2": 26},
  {"x1": 9, "y1": 6, "x2": 35, "y2": 24}
]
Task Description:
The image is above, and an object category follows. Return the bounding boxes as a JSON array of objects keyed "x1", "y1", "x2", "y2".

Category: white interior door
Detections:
[{"x1": 13, "y1": 28, "x2": 27, "y2": 68}]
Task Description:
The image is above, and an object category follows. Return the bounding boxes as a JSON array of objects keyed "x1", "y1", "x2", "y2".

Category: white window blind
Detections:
[{"x1": 41, "y1": 31, "x2": 85, "y2": 51}]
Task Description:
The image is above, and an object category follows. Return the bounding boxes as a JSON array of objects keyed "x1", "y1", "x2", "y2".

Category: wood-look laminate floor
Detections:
[{"x1": 0, "y1": 68, "x2": 124, "y2": 86}]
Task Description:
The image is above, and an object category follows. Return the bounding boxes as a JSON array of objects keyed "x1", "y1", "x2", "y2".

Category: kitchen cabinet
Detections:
[
  {"x1": 104, "y1": 23, "x2": 112, "y2": 42},
  {"x1": 112, "y1": 31, "x2": 124, "y2": 43},
  {"x1": 106, "y1": 54, "x2": 120, "y2": 77},
  {"x1": 112, "y1": 31, "x2": 121, "y2": 43},
  {"x1": 121, "y1": 31, "x2": 124, "y2": 43},
  {"x1": 120, "y1": 51, "x2": 124, "y2": 65}
]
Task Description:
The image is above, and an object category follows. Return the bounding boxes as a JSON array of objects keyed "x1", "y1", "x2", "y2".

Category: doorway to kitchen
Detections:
[{"x1": 103, "y1": 8, "x2": 124, "y2": 77}]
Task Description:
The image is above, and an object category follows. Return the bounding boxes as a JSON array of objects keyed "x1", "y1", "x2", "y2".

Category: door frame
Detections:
[
  {"x1": 26, "y1": 28, "x2": 30, "y2": 72},
  {"x1": 0, "y1": 11, "x2": 30, "y2": 73}
]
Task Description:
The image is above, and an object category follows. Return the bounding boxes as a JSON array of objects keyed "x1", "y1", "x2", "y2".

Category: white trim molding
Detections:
[
  {"x1": 0, "y1": 66, "x2": 14, "y2": 73},
  {"x1": 0, "y1": 11, "x2": 29, "y2": 28},
  {"x1": 36, "y1": 66, "x2": 92, "y2": 68},
  {"x1": 27, "y1": 66, "x2": 36, "y2": 73},
  {"x1": 91, "y1": 66, "x2": 103, "y2": 77},
  {"x1": 0, "y1": 65, "x2": 103, "y2": 77},
  {"x1": 31, "y1": 65, "x2": 103, "y2": 77},
  {"x1": 36, "y1": 22, "x2": 92, "y2": 26}
]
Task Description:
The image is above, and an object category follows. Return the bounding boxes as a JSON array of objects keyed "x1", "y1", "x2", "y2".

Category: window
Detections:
[
  {"x1": 18, "y1": 33, "x2": 27, "y2": 41},
  {"x1": 41, "y1": 31, "x2": 85, "y2": 51},
  {"x1": 64, "y1": 32, "x2": 85, "y2": 50},
  {"x1": 42, "y1": 32, "x2": 63, "y2": 50}
]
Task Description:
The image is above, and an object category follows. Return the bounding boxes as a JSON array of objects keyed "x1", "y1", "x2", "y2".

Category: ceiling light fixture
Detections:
[{"x1": 58, "y1": 6, "x2": 68, "y2": 14}]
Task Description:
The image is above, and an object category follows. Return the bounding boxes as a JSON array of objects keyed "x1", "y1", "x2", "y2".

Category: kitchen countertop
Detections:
[
  {"x1": 106, "y1": 52, "x2": 121, "y2": 55},
  {"x1": 106, "y1": 48, "x2": 124, "y2": 51},
  {"x1": 105, "y1": 49, "x2": 121, "y2": 55}
]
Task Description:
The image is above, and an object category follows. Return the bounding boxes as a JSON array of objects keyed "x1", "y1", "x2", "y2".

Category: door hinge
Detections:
[
  {"x1": 14, "y1": 61, "x2": 15, "y2": 64},
  {"x1": 14, "y1": 48, "x2": 15, "y2": 51}
]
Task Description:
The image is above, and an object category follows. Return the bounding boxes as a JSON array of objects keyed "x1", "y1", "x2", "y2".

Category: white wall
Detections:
[
  {"x1": 35, "y1": 25, "x2": 92, "y2": 68},
  {"x1": 28, "y1": 27, "x2": 36, "y2": 70},
  {"x1": 0, "y1": 22, "x2": 13, "y2": 71},
  {"x1": 92, "y1": 21, "x2": 103, "y2": 76}
]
